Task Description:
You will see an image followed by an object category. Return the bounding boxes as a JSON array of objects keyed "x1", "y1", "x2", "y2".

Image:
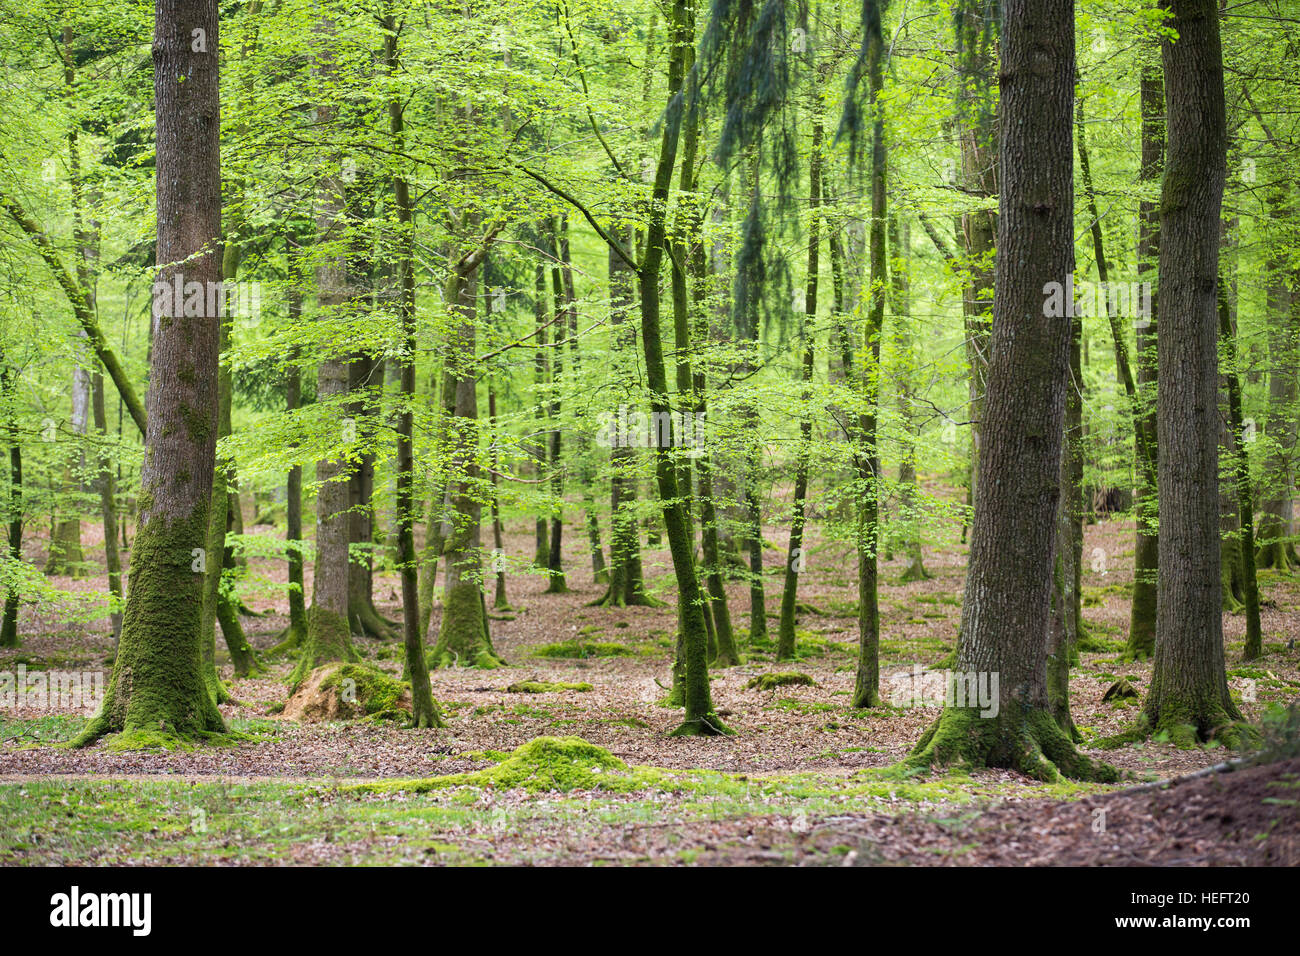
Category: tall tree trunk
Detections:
[
  {"x1": 76, "y1": 0, "x2": 227, "y2": 743},
  {"x1": 292, "y1": 21, "x2": 360, "y2": 685},
  {"x1": 385, "y1": 16, "x2": 441, "y2": 725},
  {"x1": 1, "y1": 359, "x2": 20, "y2": 648},
  {"x1": 1257, "y1": 193, "x2": 1299, "y2": 570},
  {"x1": 777, "y1": 94, "x2": 823, "y2": 662},
  {"x1": 595, "y1": 224, "x2": 654, "y2": 607},
  {"x1": 1129, "y1": 59, "x2": 1163, "y2": 658},
  {"x1": 849, "y1": 0, "x2": 887, "y2": 710},
  {"x1": 276, "y1": 253, "x2": 308, "y2": 651},
  {"x1": 347, "y1": 354, "x2": 395, "y2": 636},
  {"x1": 431, "y1": 260, "x2": 503, "y2": 669},
  {"x1": 1219, "y1": 267, "x2": 1263, "y2": 662},
  {"x1": 953, "y1": 0, "x2": 1000, "y2": 508},
  {"x1": 487, "y1": 384, "x2": 511, "y2": 610},
  {"x1": 544, "y1": 220, "x2": 569, "y2": 593},
  {"x1": 908, "y1": 0, "x2": 1112, "y2": 780},
  {"x1": 1141, "y1": 0, "x2": 1245, "y2": 747},
  {"x1": 417, "y1": 377, "x2": 452, "y2": 640},
  {"x1": 532, "y1": 258, "x2": 551, "y2": 569},
  {"x1": 891, "y1": 215, "x2": 929, "y2": 582},
  {"x1": 1048, "y1": 310, "x2": 1084, "y2": 741},
  {"x1": 640, "y1": 0, "x2": 725, "y2": 735},
  {"x1": 739, "y1": 155, "x2": 768, "y2": 649},
  {"x1": 46, "y1": 357, "x2": 88, "y2": 577}
]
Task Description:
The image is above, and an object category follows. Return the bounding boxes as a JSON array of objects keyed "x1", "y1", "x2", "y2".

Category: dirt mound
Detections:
[
  {"x1": 804, "y1": 756, "x2": 1300, "y2": 866},
  {"x1": 283, "y1": 664, "x2": 412, "y2": 723}
]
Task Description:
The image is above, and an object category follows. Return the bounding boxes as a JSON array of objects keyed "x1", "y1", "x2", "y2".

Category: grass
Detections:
[{"x1": 0, "y1": 740, "x2": 1120, "y2": 865}]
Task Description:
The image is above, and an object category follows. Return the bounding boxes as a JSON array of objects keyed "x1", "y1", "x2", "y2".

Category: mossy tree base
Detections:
[
  {"x1": 589, "y1": 587, "x2": 663, "y2": 609},
  {"x1": 430, "y1": 582, "x2": 505, "y2": 669},
  {"x1": 1139, "y1": 699, "x2": 1260, "y2": 750},
  {"x1": 428, "y1": 646, "x2": 505, "y2": 669},
  {"x1": 1256, "y1": 541, "x2": 1297, "y2": 573},
  {"x1": 289, "y1": 604, "x2": 358, "y2": 689},
  {"x1": 899, "y1": 560, "x2": 932, "y2": 583},
  {"x1": 349, "y1": 598, "x2": 398, "y2": 640},
  {"x1": 668, "y1": 714, "x2": 734, "y2": 737},
  {"x1": 268, "y1": 621, "x2": 306, "y2": 657},
  {"x1": 904, "y1": 704, "x2": 1118, "y2": 783},
  {"x1": 75, "y1": 511, "x2": 227, "y2": 748}
]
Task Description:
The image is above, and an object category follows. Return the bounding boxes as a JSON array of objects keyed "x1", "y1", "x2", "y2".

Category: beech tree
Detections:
[
  {"x1": 76, "y1": 0, "x2": 226, "y2": 743},
  {"x1": 1139, "y1": 0, "x2": 1248, "y2": 747},
  {"x1": 906, "y1": 0, "x2": 1114, "y2": 781}
]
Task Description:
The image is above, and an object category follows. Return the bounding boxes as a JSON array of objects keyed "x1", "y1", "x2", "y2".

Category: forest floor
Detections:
[{"x1": 2, "y1": 505, "x2": 1299, "y2": 865}]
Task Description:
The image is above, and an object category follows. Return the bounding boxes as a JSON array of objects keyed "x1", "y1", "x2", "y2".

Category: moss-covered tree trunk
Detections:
[
  {"x1": 487, "y1": 384, "x2": 511, "y2": 610},
  {"x1": 1048, "y1": 311, "x2": 1084, "y2": 742},
  {"x1": 544, "y1": 224, "x2": 569, "y2": 594},
  {"x1": 849, "y1": 0, "x2": 887, "y2": 710},
  {"x1": 1218, "y1": 267, "x2": 1263, "y2": 662},
  {"x1": 531, "y1": 259, "x2": 551, "y2": 570},
  {"x1": 1257, "y1": 192, "x2": 1299, "y2": 571},
  {"x1": 431, "y1": 260, "x2": 504, "y2": 670},
  {"x1": 386, "y1": 19, "x2": 442, "y2": 726},
  {"x1": 777, "y1": 99, "x2": 823, "y2": 663},
  {"x1": 640, "y1": 0, "x2": 726, "y2": 736},
  {"x1": 292, "y1": 49, "x2": 359, "y2": 686},
  {"x1": 596, "y1": 227, "x2": 654, "y2": 608},
  {"x1": 75, "y1": 0, "x2": 227, "y2": 744},
  {"x1": 277, "y1": 308, "x2": 309, "y2": 652},
  {"x1": 1, "y1": 360, "x2": 20, "y2": 648},
  {"x1": 907, "y1": 0, "x2": 1112, "y2": 781},
  {"x1": 1140, "y1": 0, "x2": 1246, "y2": 747},
  {"x1": 674, "y1": 41, "x2": 736, "y2": 666}
]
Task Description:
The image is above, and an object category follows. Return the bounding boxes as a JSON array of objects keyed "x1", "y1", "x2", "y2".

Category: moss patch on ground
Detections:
[
  {"x1": 747, "y1": 672, "x2": 816, "y2": 691},
  {"x1": 531, "y1": 640, "x2": 641, "y2": 659},
  {"x1": 505, "y1": 680, "x2": 594, "y2": 694}
]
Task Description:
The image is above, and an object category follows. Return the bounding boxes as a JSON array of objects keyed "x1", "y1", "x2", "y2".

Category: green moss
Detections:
[
  {"x1": 72, "y1": 505, "x2": 226, "y2": 747},
  {"x1": 351, "y1": 736, "x2": 673, "y2": 794},
  {"x1": 531, "y1": 640, "x2": 639, "y2": 659},
  {"x1": 289, "y1": 605, "x2": 357, "y2": 688},
  {"x1": 746, "y1": 671, "x2": 816, "y2": 691},
  {"x1": 96, "y1": 727, "x2": 249, "y2": 753},
  {"x1": 904, "y1": 703, "x2": 1120, "y2": 783},
  {"x1": 319, "y1": 663, "x2": 409, "y2": 719},
  {"x1": 506, "y1": 680, "x2": 594, "y2": 694},
  {"x1": 430, "y1": 573, "x2": 505, "y2": 670},
  {"x1": 1082, "y1": 583, "x2": 1132, "y2": 607}
]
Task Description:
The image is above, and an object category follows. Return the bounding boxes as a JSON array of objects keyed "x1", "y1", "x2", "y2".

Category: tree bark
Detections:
[
  {"x1": 292, "y1": 20, "x2": 359, "y2": 685},
  {"x1": 777, "y1": 92, "x2": 823, "y2": 662},
  {"x1": 386, "y1": 16, "x2": 442, "y2": 725},
  {"x1": 639, "y1": 0, "x2": 726, "y2": 735},
  {"x1": 76, "y1": 0, "x2": 227, "y2": 743},
  {"x1": 1129, "y1": 58, "x2": 1163, "y2": 658},
  {"x1": 1141, "y1": 0, "x2": 1245, "y2": 747},
  {"x1": 908, "y1": 0, "x2": 1113, "y2": 780}
]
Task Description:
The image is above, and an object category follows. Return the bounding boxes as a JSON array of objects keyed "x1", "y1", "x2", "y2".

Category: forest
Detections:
[{"x1": 0, "y1": 0, "x2": 1298, "y2": 875}]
